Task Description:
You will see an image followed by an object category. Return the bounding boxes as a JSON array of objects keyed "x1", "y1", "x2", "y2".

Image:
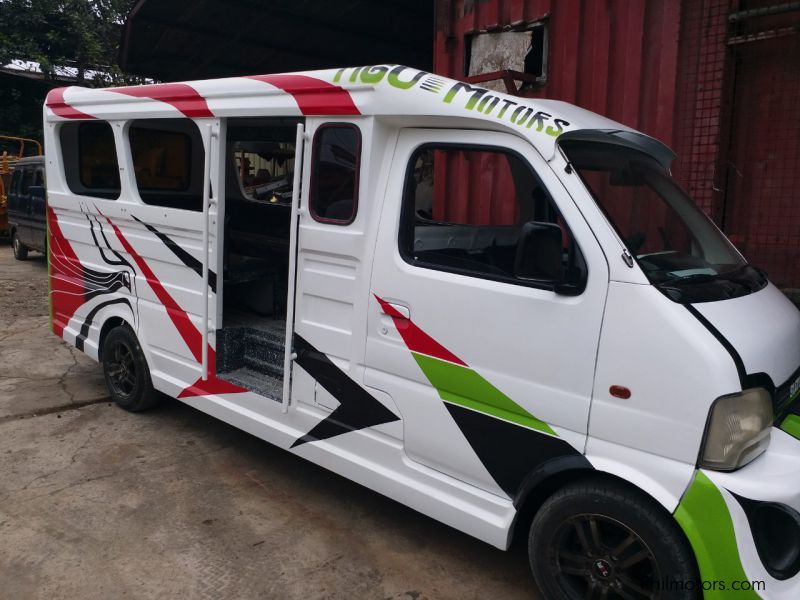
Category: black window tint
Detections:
[
  {"x1": 128, "y1": 119, "x2": 204, "y2": 211},
  {"x1": 59, "y1": 121, "x2": 120, "y2": 200},
  {"x1": 310, "y1": 125, "x2": 360, "y2": 224},
  {"x1": 400, "y1": 145, "x2": 585, "y2": 289},
  {"x1": 78, "y1": 122, "x2": 121, "y2": 194},
  {"x1": 10, "y1": 169, "x2": 21, "y2": 194},
  {"x1": 21, "y1": 168, "x2": 34, "y2": 194},
  {"x1": 34, "y1": 168, "x2": 44, "y2": 187}
]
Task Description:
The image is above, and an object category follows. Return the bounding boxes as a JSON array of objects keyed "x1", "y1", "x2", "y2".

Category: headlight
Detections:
[{"x1": 699, "y1": 388, "x2": 773, "y2": 471}]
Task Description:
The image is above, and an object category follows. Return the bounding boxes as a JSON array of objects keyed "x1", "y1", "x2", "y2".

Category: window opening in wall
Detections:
[{"x1": 465, "y1": 22, "x2": 548, "y2": 94}]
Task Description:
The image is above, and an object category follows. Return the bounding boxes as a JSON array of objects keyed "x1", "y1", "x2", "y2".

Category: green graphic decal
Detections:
[
  {"x1": 781, "y1": 414, "x2": 800, "y2": 441},
  {"x1": 674, "y1": 471, "x2": 761, "y2": 599},
  {"x1": 412, "y1": 352, "x2": 557, "y2": 437},
  {"x1": 332, "y1": 65, "x2": 571, "y2": 138}
]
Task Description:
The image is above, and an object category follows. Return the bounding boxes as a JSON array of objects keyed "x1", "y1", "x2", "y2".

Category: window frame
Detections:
[
  {"x1": 398, "y1": 141, "x2": 584, "y2": 293},
  {"x1": 308, "y1": 123, "x2": 362, "y2": 226}
]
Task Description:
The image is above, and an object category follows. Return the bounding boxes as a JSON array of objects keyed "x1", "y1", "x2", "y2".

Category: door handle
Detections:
[{"x1": 380, "y1": 301, "x2": 410, "y2": 321}]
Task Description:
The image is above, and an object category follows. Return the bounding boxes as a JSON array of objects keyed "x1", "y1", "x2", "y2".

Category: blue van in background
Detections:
[{"x1": 7, "y1": 156, "x2": 47, "y2": 260}]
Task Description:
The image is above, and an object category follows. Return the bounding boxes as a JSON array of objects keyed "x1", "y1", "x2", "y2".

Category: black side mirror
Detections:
[
  {"x1": 515, "y1": 221, "x2": 586, "y2": 295},
  {"x1": 514, "y1": 221, "x2": 564, "y2": 282}
]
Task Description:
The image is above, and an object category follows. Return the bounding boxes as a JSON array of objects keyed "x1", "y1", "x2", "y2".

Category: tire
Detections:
[
  {"x1": 12, "y1": 230, "x2": 28, "y2": 260},
  {"x1": 529, "y1": 478, "x2": 699, "y2": 600},
  {"x1": 101, "y1": 325, "x2": 162, "y2": 412}
]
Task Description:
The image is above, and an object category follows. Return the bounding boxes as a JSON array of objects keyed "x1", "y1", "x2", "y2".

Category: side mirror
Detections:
[
  {"x1": 514, "y1": 221, "x2": 564, "y2": 282},
  {"x1": 515, "y1": 221, "x2": 586, "y2": 295}
]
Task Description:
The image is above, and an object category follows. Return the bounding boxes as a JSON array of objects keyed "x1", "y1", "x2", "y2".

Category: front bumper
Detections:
[{"x1": 676, "y1": 428, "x2": 800, "y2": 599}]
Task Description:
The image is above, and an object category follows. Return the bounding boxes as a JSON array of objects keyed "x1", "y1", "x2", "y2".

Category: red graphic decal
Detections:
[
  {"x1": 46, "y1": 88, "x2": 96, "y2": 120},
  {"x1": 48, "y1": 207, "x2": 88, "y2": 337},
  {"x1": 374, "y1": 295, "x2": 466, "y2": 366},
  {"x1": 110, "y1": 83, "x2": 214, "y2": 118},
  {"x1": 178, "y1": 352, "x2": 247, "y2": 398},
  {"x1": 247, "y1": 74, "x2": 360, "y2": 116},
  {"x1": 100, "y1": 211, "x2": 244, "y2": 397}
]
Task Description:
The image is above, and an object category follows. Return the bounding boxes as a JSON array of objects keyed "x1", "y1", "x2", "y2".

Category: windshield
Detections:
[{"x1": 562, "y1": 141, "x2": 767, "y2": 302}]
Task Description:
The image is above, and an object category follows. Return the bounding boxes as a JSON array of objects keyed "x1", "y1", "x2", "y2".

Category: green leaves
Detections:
[{"x1": 0, "y1": 0, "x2": 140, "y2": 85}]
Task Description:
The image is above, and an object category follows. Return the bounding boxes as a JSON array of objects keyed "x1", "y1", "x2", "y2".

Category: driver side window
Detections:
[{"x1": 399, "y1": 145, "x2": 585, "y2": 290}]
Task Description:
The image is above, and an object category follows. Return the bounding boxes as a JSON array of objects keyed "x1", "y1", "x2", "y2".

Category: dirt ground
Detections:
[{"x1": 0, "y1": 240, "x2": 538, "y2": 600}]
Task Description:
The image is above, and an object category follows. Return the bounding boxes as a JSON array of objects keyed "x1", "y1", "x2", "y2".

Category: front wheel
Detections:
[
  {"x1": 12, "y1": 230, "x2": 28, "y2": 260},
  {"x1": 529, "y1": 478, "x2": 699, "y2": 600},
  {"x1": 101, "y1": 325, "x2": 162, "y2": 412}
]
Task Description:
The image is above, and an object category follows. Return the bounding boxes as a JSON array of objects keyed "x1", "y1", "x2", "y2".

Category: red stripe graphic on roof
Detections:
[
  {"x1": 247, "y1": 74, "x2": 360, "y2": 116},
  {"x1": 374, "y1": 295, "x2": 466, "y2": 366},
  {"x1": 110, "y1": 83, "x2": 214, "y2": 118},
  {"x1": 99, "y1": 211, "x2": 245, "y2": 397},
  {"x1": 46, "y1": 88, "x2": 96, "y2": 119}
]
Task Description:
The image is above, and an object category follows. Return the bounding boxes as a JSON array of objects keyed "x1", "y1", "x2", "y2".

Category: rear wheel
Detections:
[
  {"x1": 101, "y1": 325, "x2": 161, "y2": 412},
  {"x1": 529, "y1": 478, "x2": 699, "y2": 600},
  {"x1": 12, "y1": 230, "x2": 28, "y2": 260}
]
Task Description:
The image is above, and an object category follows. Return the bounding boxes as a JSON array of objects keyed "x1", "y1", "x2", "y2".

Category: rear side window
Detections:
[
  {"x1": 400, "y1": 145, "x2": 585, "y2": 290},
  {"x1": 130, "y1": 127, "x2": 190, "y2": 191},
  {"x1": 309, "y1": 124, "x2": 361, "y2": 224},
  {"x1": 128, "y1": 119, "x2": 205, "y2": 211},
  {"x1": 59, "y1": 121, "x2": 121, "y2": 200}
]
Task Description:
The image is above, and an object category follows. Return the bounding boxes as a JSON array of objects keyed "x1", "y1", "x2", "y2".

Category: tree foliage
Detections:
[{"x1": 0, "y1": 0, "x2": 141, "y2": 86}]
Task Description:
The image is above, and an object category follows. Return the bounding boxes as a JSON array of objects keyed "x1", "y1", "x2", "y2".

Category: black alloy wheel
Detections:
[
  {"x1": 551, "y1": 513, "x2": 660, "y2": 599},
  {"x1": 529, "y1": 478, "x2": 700, "y2": 600},
  {"x1": 106, "y1": 338, "x2": 137, "y2": 398},
  {"x1": 101, "y1": 325, "x2": 161, "y2": 412}
]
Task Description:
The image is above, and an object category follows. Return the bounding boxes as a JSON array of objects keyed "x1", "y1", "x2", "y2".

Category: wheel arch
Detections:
[
  {"x1": 98, "y1": 314, "x2": 134, "y2": 360},
  {"x1": 509, "y1": 450, "x2": 697, "y2": 551}
]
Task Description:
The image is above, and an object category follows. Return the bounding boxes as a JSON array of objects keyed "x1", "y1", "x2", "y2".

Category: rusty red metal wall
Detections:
[
  {"x1": 435, "y1": 0, "x2": 682, "y2": 145},
  {"x1": 434, "y1": 0, "x2": 800, "y2": 295}
]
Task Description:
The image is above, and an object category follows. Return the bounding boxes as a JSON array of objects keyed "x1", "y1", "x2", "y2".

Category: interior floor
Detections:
[{"x1": 215, "y1": 117, "x2": 298, "y2": 401}]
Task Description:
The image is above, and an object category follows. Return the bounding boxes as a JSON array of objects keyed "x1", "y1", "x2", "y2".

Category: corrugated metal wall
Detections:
[
  {"x1": 435, "y1": 0, "x2": 682, "y2": 145},
  {"x1": 433, "y1": 0, "x2": 800, "y2": 295}
]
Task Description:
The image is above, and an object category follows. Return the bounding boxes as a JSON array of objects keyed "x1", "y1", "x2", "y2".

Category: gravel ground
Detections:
[{"x1": 0, "y1": 239, "x2": 538, "y2": 600}]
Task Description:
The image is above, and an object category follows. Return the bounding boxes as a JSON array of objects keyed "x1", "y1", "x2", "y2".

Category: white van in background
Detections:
[{"x1": 44, "y1": 65, "x2": 800, "y2": 599}]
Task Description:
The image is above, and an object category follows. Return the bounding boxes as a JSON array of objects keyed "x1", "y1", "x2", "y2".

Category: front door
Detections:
[{"x1": 364, "y1": 129, "x2": 608, "y2": 498}]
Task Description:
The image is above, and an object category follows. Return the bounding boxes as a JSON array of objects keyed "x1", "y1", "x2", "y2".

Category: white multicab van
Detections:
[{"x1": 44, "y1": 65, "x2": 800, "y2": 599}]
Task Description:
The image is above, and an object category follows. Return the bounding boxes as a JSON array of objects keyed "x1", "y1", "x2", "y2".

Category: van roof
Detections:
[{"x1": 44, "y1": 65, "x2": 649, "y2": 160}]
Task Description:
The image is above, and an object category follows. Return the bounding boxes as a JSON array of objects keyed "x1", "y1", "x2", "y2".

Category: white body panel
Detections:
[
  {"x1": 694, "y1": 283, "x2": 800, "y2": 386},
  {"x1": 43, "y1": 65, "x2": 800, "y2": 596}
]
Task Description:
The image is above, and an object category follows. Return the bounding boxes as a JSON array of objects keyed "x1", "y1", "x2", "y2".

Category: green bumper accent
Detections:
[
  {"x1": 674, "y1": 471, "x2": 760, "y2": 599},
  {"x1": 411, "y1": 352, "x2": 557, "y2": 437},
  {"x1": 781, "y1": 414, "x2": 800, "y2": 441}
]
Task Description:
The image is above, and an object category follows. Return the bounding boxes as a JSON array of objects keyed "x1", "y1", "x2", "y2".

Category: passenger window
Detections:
[
  {"x1": 21, "y1": 169, "x2": 34, "y2": 194},
  {"x1": 129, "y1": 119, "x2": 204, "y2": 211},
  {"x1": 59, "y1": 121, "x2": 121, "y2": 200},
  {"x1": 309, "y1": 124, "x2": 361, "y2": 224},
  {"x1": 10, "y1": 170, "x2": 21, "y2": 194},
  {"x1": 400, "y1": 145, "x2": 585, "y2": 290}
]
